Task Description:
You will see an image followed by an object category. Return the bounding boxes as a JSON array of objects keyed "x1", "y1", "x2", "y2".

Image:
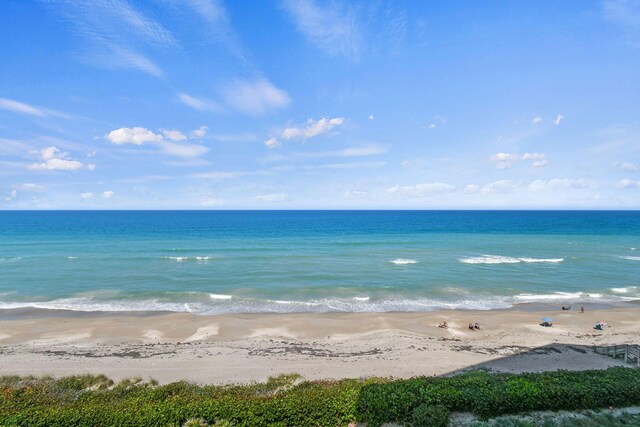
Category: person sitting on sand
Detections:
[
  {"x1": 468, "y1": 323, "x2": 475, "y2": 330},
  {"x1": 438, "y1": 321, "x2": 448, "y2": 329},
  {"x1": 474, "y1": 322, "x2": 481, "y2": 330}
]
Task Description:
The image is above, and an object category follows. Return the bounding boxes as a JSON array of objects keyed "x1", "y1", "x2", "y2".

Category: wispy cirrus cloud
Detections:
[
  {"x1": 0, "y1": 97, "x2": 71, "y2": 118},
  {"x1": 281, "y1": 0, "x2": 363, "y2": 60},
  {"x1": 282, "y1": 117, "x2": 344, "y2": 140},
  {"x1": 44, "y1": 0, "x2": 175, "y2": 77},
  {"x1": 177, "y1": 92, "x2": 223, "y2": 112},
  {"x1": 222, "y1": 79, "x2": 291, "y2": 115}
]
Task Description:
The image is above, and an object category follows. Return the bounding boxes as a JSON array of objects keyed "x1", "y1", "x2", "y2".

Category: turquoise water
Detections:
[{"x1": 0, "y1": 211, "x2": 639, "y2": 313}]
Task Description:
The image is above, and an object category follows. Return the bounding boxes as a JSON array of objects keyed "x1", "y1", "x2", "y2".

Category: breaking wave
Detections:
[
  {"x1": 1, "y1": 290, "x2": 637, "y2": 315},
  {"x1": 390, "y1": 258, "x2": 418, "y2": 265},
  {"x1": 459, "y1": 255, "x2": 564, "y2": 264}
]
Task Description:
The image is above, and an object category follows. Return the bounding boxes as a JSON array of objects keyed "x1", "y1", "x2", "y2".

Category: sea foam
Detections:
[
  {"x1": 390, "y1": 258, "x2": 418, "y2": 265},
  {"x1": 459, "y1": 255, "x2": 564, "y2": 264},
  {"x1": 620, "y1": 256, "x2": 640, "y2": 261},
  {"x1": 167, "y1": 256, "x2": 215, "y2": 262}
]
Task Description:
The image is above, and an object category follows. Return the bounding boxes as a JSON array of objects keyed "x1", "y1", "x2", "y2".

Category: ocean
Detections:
[{"x1": 0, "y1": 210, "x2": 639, "y2": 314}]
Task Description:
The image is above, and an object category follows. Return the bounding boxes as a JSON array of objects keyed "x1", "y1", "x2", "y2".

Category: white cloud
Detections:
[
  {"x1": 5, "y1": 190, "x2": 17, "y2": 201},
  {"x1": 490, "y1": 152, "x2": 547, "y2": 169},
  {"x1": 555, "y1": 114, "x2": 564, "y2": 126},
  {"x1": 81, "y1": 192, "x2": 95, "y2": 199},
  {"x1": 30, "y1": 158, "x2": 84, "y2": 171},
  {"x1": 256, "y1": 193, "x2": 289, "y2": 202},
  {"x1": 281, "y1": 0, "x2": 362, "y2": 59},
  {"x1": 107, "y1": 126, "x2": 209, "y2": 158},
  {"x1": 157, "y1": 140, "x2": 209, "y2": 158},
  {"x1": 265, "y1": 137, "x2": 281, "y2": 149},
  {"x1": 368, "y1": 114, "x2": 374, "y2": 120},
  {"x1": 615, "y1": 161, "x2": 640, "y2": 171},
  {"x1": 490, "y1": 153, "x2": 520, "y2": 169},
  {"x1": 522, "y1": 153, "x2": 545, "y2": 160},
  {"x1": 481, "y1": 180, "x2": 521, "y2": 194},
  {"x1": 281, "y1": 117, "x2": 344, "y2": 141},
  {"x1": 16, "y1": 183, "x2": 46, "y2": 192},
  {"x1": 191, "y1": 126, "x2": 209, "y2": 138},
  {"x1": 343, "y1": 190, "x2": 367, "y2": 198},
  {"x1": 529, "y1": 179, "x2": 589, "y2": 191},
  {"x1": 615, "y1": 179, "x2": 640, "y2": 189},
  {"x1": 387, "y1": 182, "x2": 455, "y2": 196},
  {"x1": 532, "y1": 116, "x2": 542, "y2": 124},
  {"x1": 177, "y1": 92, "x2": 222, "y2": 112},
  {"x1": 162, "y1": 130, "x2": 187, "y2": 141},
  {"x1": 464, "y1": 184, "x2": 480, "y2": 194},
  {"x1": 223, "y1": 79, "x2": 290, "y2": 115},
  {"x1": 102, "y1": 190, "x2": 114, "y2": 198},
  {"x1": 28, "y1": 146, "x2": 87, "y2": 171},
  {"x1": 107, "y1": 127, "x2": 162, "y2": 145},
  {"x1": 0, "y1": 98, "x2": 46, "y2": 117}
]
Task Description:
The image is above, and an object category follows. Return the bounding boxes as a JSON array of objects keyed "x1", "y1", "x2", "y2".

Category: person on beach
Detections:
[
  {"x1": 474, "y1": 322, "x2": 481, "y2": 330},
  {"x1": 438, "y1": 321, "x2": 448, "y2": 329},
  {"x1": 468, "y1": 323, "x2": 475, "y2": 330}
]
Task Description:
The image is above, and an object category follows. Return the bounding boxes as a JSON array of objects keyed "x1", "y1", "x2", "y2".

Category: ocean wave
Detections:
[
  {"x1": 390, "y1": 258, "x2": 418, "y2": 265},
  {"x1": 620, "y1": 256, "x2": 640, "y2": 261},
  {"x1": 611, "y1": 286, "x2": 638, "y2": 294},
  {"x1": 0, "y1": 291, "x2": 637, "y2": 315},
  {"x1": 166, "y1": 256, "x2": 215, "y2": 262},
  {"x1": 459, "y1": 255, "x2": 564, "y2": 264},
  {"x1": 0, "y1": 257, "x2": 22, "y2": 262}
]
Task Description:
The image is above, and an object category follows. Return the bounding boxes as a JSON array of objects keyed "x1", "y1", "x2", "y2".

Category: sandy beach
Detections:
[{"x1": 0, "y1": 306, "x2": 638, "y2": 384}]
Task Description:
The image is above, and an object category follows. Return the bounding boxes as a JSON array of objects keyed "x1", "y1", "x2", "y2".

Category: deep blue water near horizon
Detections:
[{"x1": 1, "y1": 210, "x2": 639, "y2": 314}]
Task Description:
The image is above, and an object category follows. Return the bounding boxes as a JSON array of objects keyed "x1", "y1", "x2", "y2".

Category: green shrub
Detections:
[
  {"x1": 1, "y1": 368, "x2": 640, "y2": 426},
  {"x1": 183, "y1": 418, "x2": 209, "y2": 427},
  {"x1": 411, "y1": 403, "x2": 449, "y2": 427}
]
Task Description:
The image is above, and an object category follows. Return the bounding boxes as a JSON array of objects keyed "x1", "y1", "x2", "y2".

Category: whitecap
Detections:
[
  {"x1": 67, "y1": 256, "x2": 78, "y2": 259},
  {"x1": 620, "y1": 256, "x2": 640, "y2": 261},
  {"x1": 459, "y1": 255, "x2": 563, "y2": 264},
  {"x1": 166, "y1": 256, "x2": 215, "y2": 262},
  {"x1": 390, "y1": 258, "x2": 418, "y2": 265},
  {"x1": 209, "y1": 293, "x2": 232, "y2": 300}
]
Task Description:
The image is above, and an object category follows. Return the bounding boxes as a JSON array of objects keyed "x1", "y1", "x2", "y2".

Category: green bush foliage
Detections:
[
  {"x1": 1, "y1": 368, "x2": 639, "y2": 426},
  {"x1": 357, "y1": 367, "x2": 640, "y2": 426},
  {"x1": 411, "y1": 403, "x2": 450, "y2": 427}
]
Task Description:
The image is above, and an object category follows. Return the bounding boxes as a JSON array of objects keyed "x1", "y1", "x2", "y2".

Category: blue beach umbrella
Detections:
[{"x1": 542, "y1": 317, "x2": 553, "y2": 323}]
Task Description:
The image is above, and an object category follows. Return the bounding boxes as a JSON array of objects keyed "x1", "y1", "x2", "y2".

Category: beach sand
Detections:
[{"x1": 0, "y1": 307, "x2": 638, "y2": 384}]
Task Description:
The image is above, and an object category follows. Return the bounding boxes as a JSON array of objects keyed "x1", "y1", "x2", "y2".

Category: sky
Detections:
[{"x1": 1, "y1": 0, "x2": 640, "y2": 209}]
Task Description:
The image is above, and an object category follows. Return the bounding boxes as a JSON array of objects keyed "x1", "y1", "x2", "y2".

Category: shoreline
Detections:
[{"x1": 1, "y1": 306, "x2": 638, "y2": 385}]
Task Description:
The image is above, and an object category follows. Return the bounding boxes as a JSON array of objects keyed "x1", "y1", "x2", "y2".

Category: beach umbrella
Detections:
[{"x1": 542, "y1": 317, "x2": 553, "y2": 323}]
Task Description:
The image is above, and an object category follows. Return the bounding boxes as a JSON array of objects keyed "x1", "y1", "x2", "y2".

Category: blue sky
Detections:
[{"x1": 1, "y1": 0, "x2": 639, "y2": 209}]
